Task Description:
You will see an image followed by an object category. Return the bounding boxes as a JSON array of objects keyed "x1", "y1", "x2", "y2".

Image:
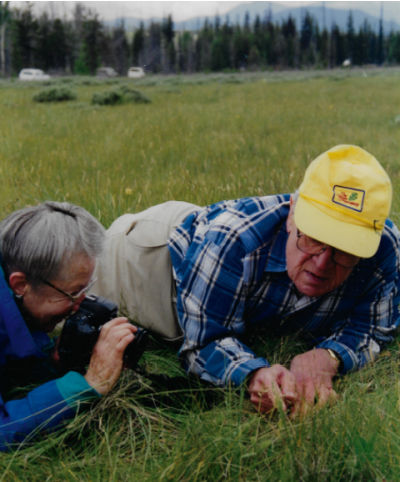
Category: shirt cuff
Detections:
[
  {"x1": 55, "y1": 371, "x2": 101, "y2": 408},
  {"x1": 228, "y1": 357, "x2": 270, "y2": 386}
]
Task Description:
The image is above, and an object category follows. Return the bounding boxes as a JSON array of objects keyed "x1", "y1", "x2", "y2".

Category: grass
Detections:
[{"x1": 0, "y1": 68, "x2": 400, "y2": 479}]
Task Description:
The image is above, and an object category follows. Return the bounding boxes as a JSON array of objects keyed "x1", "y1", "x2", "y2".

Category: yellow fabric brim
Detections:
[{"x1": 294, "y1": 196, "x2": 382, "y2": 258}]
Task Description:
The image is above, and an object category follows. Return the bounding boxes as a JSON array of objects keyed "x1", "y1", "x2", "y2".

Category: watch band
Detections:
[{"x1": 326, "y1": 348, "x2": 342, "y2": 370}]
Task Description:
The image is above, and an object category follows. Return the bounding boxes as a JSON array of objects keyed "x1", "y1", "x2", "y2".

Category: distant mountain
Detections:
[
  {"x1": 107, "y1": 1, "x2": 400, "y2": 33},
  {"x1": 222, "y1": 1, "x2": 400, "y2": 32}
]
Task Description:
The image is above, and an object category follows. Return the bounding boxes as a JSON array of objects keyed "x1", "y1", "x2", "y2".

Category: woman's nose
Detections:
[{"x1": 72, "y1": 293, "x2": 86, "y2": 312}]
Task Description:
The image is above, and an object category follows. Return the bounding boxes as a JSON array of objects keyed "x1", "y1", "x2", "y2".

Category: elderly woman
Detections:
[{"x1": 0, "y1": 201, "x2": 136, "y2": 451}]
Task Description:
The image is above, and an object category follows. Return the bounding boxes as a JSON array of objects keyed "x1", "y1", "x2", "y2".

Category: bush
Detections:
[
  {"x1": 120, "y1": 85, "x2": 151, "y2": 104},
  {"x1": 33, "y1": 87, "x2": 77, "y2": 103},
  {"x1": 91, "y1": 86, "x2": 151, "y2": 106},
  {"x1": 77, "y1": 78, "x2": 101, "y2": 86},
  {"x1": 91, "y1": 89, "x2": 123, "y2": 106}
]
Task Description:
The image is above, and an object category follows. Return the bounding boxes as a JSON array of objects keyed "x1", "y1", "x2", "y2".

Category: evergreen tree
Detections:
[
  {"x1": 387, "y1": 31, "x2": 400, "y2": 63},
  {"x1": 195, "y1": 19, "x2": 213, "y2": 71},
  {"x1": 248, "y1": 44, "x2": 260, "y2": 69},
  {"x1": 162, "y1": 15, "x2": 175, "y2": 72},
  {"x1": 99, "y1": 28, "x2": 113, "y2": 68},
  {"x1": 353, "y1": 21, "x2": 370, "y2": 65},
  {"x1": 111, "y1": 22, "x2": 129, "y2": 74},
  {"x1": 367, "y1": 28, "x2": 377, "y2": 64},
  {"x1": 35, "y1": 13, "x2": 53, "y2": 70},
  {"x1": 244, "y1": 11, "x2": 250, "y2": 33},
  {"x1": 214, "y1": 14, "x2": 220, "y2": 32},
  {"x1": 262, "y1": 13, "x2": 277, "y2": 66},
  {"x1": 346, "y1": 11, "x2": 355, "y2": 61},
  {"x1": 50, "y1": 18, "x2": 68, "y2": 71},
  {"x1": 330, "y1": 23, "x2": 345, "y2": 66},
  {"x1": 300, "y1": 11, "x2": 316, "y2": 65},
  {"x1": 281, "y1": 16, "x2": 297, "y2": 67},
  {"x1": 317, "y1": 28, "x2": 329, "y2": 67},
  {"x1": 0, "y1": 1, "x2": 11, "y2": 76},
  {"x1": 177, "y1": 30, "x2": 194, "y2": 72},
  {"x1": 146, "y1": 22, "x2": 162, "y2": 72},
  {"x1": 377, "y1": 14, "x2": 384, "y2": 64},
  {"x1": 211, "y1": 22, "x2": 232, "y2": 71},
  {"x1": 132, "y1": 22, "x2": 145, "y2": 66},
  {"x1": 10, "y1": 4, "x2": 38, "y2": 73},
  {"x1": 73, "y1": 13, "x2": 103, "y2": 74},
  {"x1": 233, "y1": 24, "x2": 250, "y2": 69}
]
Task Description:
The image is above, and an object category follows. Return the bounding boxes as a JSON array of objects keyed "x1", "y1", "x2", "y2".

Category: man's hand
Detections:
[
  {"x1": 289, "y1": 348, "x2": 339, "y2": 417},
  {"x1": 248, "y1": 364, "x2": 297, "y2": 413},
  {"x1": 84, "y1": 317, "x2": 137, "y2": 395}
]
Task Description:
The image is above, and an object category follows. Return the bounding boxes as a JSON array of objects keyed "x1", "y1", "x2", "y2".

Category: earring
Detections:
[{"x1": 14, "y1": 293, "x2": 23, "y2": 300}]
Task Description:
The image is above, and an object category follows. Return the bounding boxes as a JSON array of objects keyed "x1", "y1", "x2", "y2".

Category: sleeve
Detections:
[
  {"x1": 0, "y1": 371, "x2": 100, "y2": 452},
  {"x1": 176, "y1": 235, "x2": 269, "y2": 387},
  {"x1": 316, "y1": 225, "x2": 400, "y2": 373}
]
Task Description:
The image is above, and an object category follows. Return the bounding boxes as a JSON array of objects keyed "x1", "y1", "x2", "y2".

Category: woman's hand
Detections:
[{"x1": 84, "y1": 317, "x2": 137, "y2": 395}]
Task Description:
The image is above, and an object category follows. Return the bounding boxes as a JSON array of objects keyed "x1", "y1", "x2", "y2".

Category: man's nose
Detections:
[{"x1": 313, "y1": 247, "x2": 335, "y2": 270}]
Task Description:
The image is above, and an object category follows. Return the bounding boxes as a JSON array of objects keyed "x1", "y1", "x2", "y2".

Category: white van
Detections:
[
  {"x1": 96, "y1": 67, "x2": 118, "y2": 78},
  {"x1": 18, "y1": 68, "x2": 50, "y2": 81},
  {"x1": 127, "y1": 67, "x2": 145, "y2": 79}
]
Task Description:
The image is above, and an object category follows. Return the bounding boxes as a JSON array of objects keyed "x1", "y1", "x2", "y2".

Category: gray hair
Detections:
[{"x1": 0, "y1": 201, "x2": 105, "y2": 283}]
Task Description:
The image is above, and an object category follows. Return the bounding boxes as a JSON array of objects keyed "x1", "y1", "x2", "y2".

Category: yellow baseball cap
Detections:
[{"x1": 294, "y1": 145, "x2": 392, "y2": 258}]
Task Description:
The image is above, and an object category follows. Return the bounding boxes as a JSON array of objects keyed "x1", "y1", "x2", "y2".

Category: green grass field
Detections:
[{"x1": 1, "y1": 68, "x2": 400, "y2": 480}]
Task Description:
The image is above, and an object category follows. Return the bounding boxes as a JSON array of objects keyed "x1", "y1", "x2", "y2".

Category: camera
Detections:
[{"x1": 57, "y1": 294, "x2": 148, "y2": 373}]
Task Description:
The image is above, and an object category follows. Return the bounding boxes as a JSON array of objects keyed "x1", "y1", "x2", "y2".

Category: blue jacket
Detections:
[{"x1": 0, "y1": 264, "x2": 100, "y2": 451}]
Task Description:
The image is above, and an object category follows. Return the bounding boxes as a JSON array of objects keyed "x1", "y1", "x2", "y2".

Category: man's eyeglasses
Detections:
[
  {"x1": 40, "y1": 277, "x2": 97, "y2": 304},
  {"x1": 296, "y1": 230, "x2": 359, "y2": 269}
]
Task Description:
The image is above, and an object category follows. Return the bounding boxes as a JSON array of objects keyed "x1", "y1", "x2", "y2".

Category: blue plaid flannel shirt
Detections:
[{"x1": 168, "y1": 195, "x2": 400, "y2": 387}]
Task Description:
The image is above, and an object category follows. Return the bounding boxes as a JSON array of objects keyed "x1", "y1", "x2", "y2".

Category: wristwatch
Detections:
[{"x1": 326, "y1": 348, "x2": 343, "y2": 371}]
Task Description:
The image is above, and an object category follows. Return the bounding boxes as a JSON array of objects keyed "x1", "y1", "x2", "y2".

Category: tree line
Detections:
[{"x1": 2, "y1": 1, "x2": 400, "y2": 77}]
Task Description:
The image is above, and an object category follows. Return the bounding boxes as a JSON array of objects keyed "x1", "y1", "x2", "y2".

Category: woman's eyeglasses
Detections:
[{"x1": 40, "y1": 277, "x2": 97, "y2": 304}]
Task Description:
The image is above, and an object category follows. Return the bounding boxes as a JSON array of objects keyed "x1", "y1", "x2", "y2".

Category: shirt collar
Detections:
[
  {"x1": 0, "y1": 260, "x2": 41, "y2": 361},
  {"x1": 265, "y1": 220, "x2": 288, "y2": 272}
]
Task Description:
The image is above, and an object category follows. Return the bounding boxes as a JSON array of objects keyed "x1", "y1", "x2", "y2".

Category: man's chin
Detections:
[
  {"x1": 294, "y1": 271, "x2": 335, "y2": 297},
  {"x1": 295, "y1": 280, "x2": 332, "y2": 298}
]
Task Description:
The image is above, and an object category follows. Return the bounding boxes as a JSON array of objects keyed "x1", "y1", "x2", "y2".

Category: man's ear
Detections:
[
  {"x1": 8, "y1": 272, "x2": 29, "y2": 297},
  {"x1": 287, "y1": 195, "x2": 295, "y2": 233}
]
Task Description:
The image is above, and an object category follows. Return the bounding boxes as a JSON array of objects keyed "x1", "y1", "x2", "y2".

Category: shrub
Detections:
[
  {"x1": 91, "y1": 89, "x2": 123, "y2": 106},
  {"x1": 33, "y1": 87, "x2": 77, "y2": 103},
  {"x1": 120, "y1": 85, "x2": 151, "y2": 104},
  {"x1": 91, "y1": 86, "x2": 151, "y2": 106},
  {"x1": 77, "y1": 78, "x2": 101, "y2": 86}
]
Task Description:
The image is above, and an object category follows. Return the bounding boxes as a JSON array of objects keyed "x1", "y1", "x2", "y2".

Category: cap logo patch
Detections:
[{"x1": 332, "y1": 185, "x2": 365, "y2": 212}]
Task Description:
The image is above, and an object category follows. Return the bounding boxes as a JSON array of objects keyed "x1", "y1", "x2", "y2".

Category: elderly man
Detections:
[{"x1": 93, "y1": 145, "x2": 400, "y2": 414}]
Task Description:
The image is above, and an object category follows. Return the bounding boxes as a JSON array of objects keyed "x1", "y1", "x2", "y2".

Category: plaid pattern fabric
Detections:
[{"x1": 168, "y1": 195, "x2": 400, "y2": 387}]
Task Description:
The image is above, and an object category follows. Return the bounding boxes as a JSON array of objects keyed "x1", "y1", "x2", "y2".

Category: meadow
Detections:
[{"x1": 1, "y1": 67, "x2": 400, "y2": 480}]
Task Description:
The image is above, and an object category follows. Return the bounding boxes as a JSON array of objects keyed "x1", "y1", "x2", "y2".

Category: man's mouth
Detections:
[{"x1": 305, "y1": 270, "x2": 328, "y2": 283}]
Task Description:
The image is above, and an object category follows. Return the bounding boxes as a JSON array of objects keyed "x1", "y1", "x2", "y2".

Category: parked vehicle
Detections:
[
  {"x1": 127, "y1": 67, "x2": 145, "y2": 79},
  {"x1": 18, "y1": 68, "x2": 50, "y2": 81},
  {"x1": 96, "y1": 67, "x2": 118, "y2": 78}
]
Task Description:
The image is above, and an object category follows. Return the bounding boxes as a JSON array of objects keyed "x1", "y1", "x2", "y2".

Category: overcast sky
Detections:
[
  {"x1": 9, "y1": 1, "x2": 400, "y2": 23},
  {"x1": 10, "y1": 1, "x2": 244, "y2": 21}
]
